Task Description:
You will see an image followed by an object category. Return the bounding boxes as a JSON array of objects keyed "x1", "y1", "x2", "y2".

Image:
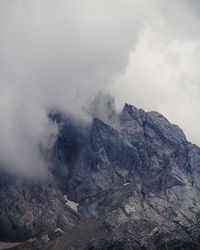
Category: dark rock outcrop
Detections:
[
  {"x1": 1, "y1": 102, "x2": 200, "y2": 249},
  {"x1": 50, "y1": 103, "x2": 200, "y2": 249}
]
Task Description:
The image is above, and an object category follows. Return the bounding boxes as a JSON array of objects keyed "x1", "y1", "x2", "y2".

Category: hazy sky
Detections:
[{"x1": 0, "y1": 0, "x2": 200, "y2": 177}]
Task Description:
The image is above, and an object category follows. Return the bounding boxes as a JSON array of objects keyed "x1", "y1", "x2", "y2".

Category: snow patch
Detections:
[
  {"x1": 55, "y1": 228, "x2": 64, "y2": 233},
  {"x1": 27, "y1": 238, "x2": 36, "y2": 243},
  {"x1": 123, "y1": 183, "x2": 130, "y2": 186},
  {"x1": 63, "y1": 195, "x2": 79, "y2": 212}
]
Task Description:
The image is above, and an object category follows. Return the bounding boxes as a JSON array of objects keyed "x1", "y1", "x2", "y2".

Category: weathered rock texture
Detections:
[
  {"x1": 50, "y1": 103, "x2": 200, "y2": 249},
  {"x1": 0, "y1": 171, "x2": 80, "y2": 243},
  {"x1": 1, "y1": 101, "x2": 200, "y2": 249}
]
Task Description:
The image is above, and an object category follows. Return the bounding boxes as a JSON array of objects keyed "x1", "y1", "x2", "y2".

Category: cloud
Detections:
[
  {"x1": 1, "y1": 0, "x2": 200, "y2": 177},
  {"x1": 87, "y1": 91, "x2": 117, "y2": 126},
  {"x1": 111, "y1": 0, "x2": 200, "y2": 145},
  {"x1": 0, "y1": 0, "x2": 143, "y2": 177},
  {"x1": 0, "y1": 86, "x2": 58, "y2": 178}
]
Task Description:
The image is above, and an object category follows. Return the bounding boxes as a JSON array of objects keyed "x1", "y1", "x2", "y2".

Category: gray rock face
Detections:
[
  {"x1": 1, "y1": 102, "x2": 200, "y2": 249},
  {"x1": 51, "y1": 103, "x2": 200, "y2": 248},
  {"x1": 0, "y1": 171, "x2": 79, "y2": 242}
]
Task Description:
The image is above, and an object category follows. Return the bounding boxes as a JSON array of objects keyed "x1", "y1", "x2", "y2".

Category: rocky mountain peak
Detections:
[
  {"x1": 88, "y1": 92, "x2": 117, "y2": 125},
  {"x1": 1, "y1": 102, "x2": 200, "y2": 249},
  {"x1": 145, "y1": 111, "x2": 187, "y2": 146}
]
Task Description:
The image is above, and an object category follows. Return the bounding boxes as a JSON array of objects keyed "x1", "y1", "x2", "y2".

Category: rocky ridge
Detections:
[{"x1": 1, "y1": 100, "x2": 200, "y2": 249}]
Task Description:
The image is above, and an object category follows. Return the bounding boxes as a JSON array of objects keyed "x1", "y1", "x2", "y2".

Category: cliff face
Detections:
[
  {"x1": 1, "y1": 103, "x2": 200, "y2": 249},
  {"x1": 49, "y1": 104, "x2": 200, "y2": 249},
  {"x1": 0, "y1": 171, "x2": 80, "y2": 243}
]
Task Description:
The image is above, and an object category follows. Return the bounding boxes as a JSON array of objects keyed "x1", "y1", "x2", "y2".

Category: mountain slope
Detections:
[
  {"x1": 1, "y1": 103, "x2": 200, "y2": 249},
  {"x1": 50, "y1": 104, "x2": 200, "y2": 249}
]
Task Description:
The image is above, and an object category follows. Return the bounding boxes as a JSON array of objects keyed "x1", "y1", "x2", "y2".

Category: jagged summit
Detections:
[{"x1": 1, "y1": 102, "x2": 200, "y2": 249}]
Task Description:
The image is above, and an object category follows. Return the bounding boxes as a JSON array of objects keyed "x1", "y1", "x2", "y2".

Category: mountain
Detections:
[{"x1": 1, "y1": 102, "x2": 200, "y2": 249}]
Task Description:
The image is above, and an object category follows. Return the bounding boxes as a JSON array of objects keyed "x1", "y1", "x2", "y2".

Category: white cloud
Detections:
[
  {"x1": 0, "y1": 0, "x2": 143, "y2": 176},
  {"x1": 111, "y1": 1, "x2": 200, "y2": 145},
  {"x1": 1, "y1": 0, "x2": 200, "y2": 177}
]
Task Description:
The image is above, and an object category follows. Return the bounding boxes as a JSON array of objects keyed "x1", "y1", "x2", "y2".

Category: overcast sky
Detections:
[{"x1": 0, "y1": 0, "x2": 200, "y2": 177}]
